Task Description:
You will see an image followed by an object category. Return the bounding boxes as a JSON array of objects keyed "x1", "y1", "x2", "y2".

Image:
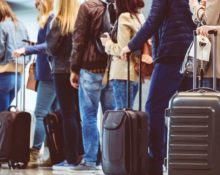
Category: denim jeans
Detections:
[
  {"x1": 146, "y1": 61, "x2": 192, "y2": 175},
  {"x1": 53, "y1": 73, "x2": 81, "y2": 164},
  {"x1": 203, "y1": 78, "x2": 220, "y2": 90},
  {"x1": 0, "y1": 73, "x2": 21, "y2": 112},
  {"x1": 79, "y1": 69, "x2": 115, "y2": 165},
  {"x1": 33, "y1": 80, "x2": 57, "y2": 150},
  {"x1": 111, "y1": 80, "x2": 138, "y2": 110}
]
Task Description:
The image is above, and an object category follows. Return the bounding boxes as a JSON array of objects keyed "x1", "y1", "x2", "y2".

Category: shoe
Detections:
[
  {"x1": 70, "y1": 162, "x2": 97, "y2": 172},
  {"x1": 52, "y1": 160, "x2": 76, "y2": 171},
  {"x1": 27, "y1": 148, "x2": 40, "y2": 168},
  {"x1": 40, "y1": 157, "x2": 52, "y2": 167}
]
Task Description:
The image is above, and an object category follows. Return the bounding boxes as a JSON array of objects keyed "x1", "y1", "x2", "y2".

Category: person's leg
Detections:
[
  {"x1": 146, "y1": 61, "x2": 192, "y2": 175},
  {"x1": 76, "y1": 70, "x2": 103, "y2": 169},
  {"x1": 53, "y1": 74, "x2": 79, "y2": 165},
  {"x1": 33, "y1": 80, "x2": 57, "y2": 150},
  {"x1": 0, "y1": 73, "x2": 21, "y2": 112},
  {"x1": 111, "y1": 80, "x2": 137, "y2": 110}
]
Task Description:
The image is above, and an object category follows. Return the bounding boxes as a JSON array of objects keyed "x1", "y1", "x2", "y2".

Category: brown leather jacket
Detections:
[{"x1": 70, "y1": 0, "x2": 107, "y2": 73}]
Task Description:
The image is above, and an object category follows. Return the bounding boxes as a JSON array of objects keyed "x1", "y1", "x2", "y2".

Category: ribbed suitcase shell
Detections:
[{"x1": 166, "y1": 91, "x2": 220, "y2": 175}]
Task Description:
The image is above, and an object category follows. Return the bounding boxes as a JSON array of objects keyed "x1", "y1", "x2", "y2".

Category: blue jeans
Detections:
[
  {"x1": 53, "y1": 73, "x2": 81, "y2": 164},
  {"x1": 79, "y1": 69, "x2": 115, "y2": 165},
  {"x1": 146, "y1": 61, "x2": 192, "y2": 175},
  {"x1": 111, "y1": 80, "x2": 138, "y2": 110},
  {"x1": 33, "y1": 80, "x2": 57, "y2": 150},
  {"x1": 0, "y1": 73, "x2": 21, "y2": 112},
  {"x1": 203, "y1": 78, "x2": 220, "y2": 90}
]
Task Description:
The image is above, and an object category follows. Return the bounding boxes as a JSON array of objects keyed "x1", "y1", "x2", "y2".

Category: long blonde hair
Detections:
[
  {"x1": 37, "y1": 0, "x2": 54, "y2": 28},
  {"x1": 0, "y1": 0, "x2": 17, "y2": 23},
  {"x1": 56, "y1": 0, "x2": 80, "y2": 36}
]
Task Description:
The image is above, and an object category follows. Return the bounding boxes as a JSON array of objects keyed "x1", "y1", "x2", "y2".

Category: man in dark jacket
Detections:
[
  {"x1": 121, "y1": 0, "x2": 196, "y2": 175},
  {"x1": 70, "y1": 0, "x2": 115, "y2": 171}
]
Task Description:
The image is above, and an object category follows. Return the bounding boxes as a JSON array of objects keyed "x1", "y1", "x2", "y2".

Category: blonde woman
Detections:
[
  {"x1": 0, "y1": 0, "x2": 29, "y2": 112},
  {"x1": 13, "y1": 0, "x2": 57, "y2": 168},
  {"x1": 46, "y1": 0, "x2": 82, "y2": 170}
]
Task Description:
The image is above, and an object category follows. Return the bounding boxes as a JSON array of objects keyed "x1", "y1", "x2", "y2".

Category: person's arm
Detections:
[
  {"x1": 104, "y1": 14, "x2": 134, "y2": 56},
  {"x1": 0, "y1": 26, "x2": 6, "y2": 59},
  {"x1": 128, "y1": 0, "x2": 168, "y2": 51},
  {"x1": 70, "y1": 3, "x2": 90, "y2": 73}
]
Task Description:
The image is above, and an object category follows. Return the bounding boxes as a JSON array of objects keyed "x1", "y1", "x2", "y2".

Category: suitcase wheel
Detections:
[{"x1": 8, "y1": 160, "x2": 27, "y2": 169}]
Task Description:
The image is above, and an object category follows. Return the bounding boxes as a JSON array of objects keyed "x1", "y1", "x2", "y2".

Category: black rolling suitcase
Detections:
[
  {"x1": 102, "y1": 54, "x2": 149, "y2": 175},
  {"x1": 0, "y1": 57, "x2": 31, "y2": 169},
  {"x1": 43, "y1": 112, "x2": 64, "y2": 165},
  {"x1": 166, "y1": 30, "x2": 219, "y2": 175}
]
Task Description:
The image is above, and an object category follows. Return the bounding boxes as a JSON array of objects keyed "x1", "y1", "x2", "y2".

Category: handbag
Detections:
[
  {"x1": 133, "y1": 41, "x2": 154, "y2": 80},
  {"x1": 180, "y1": 35, "x2": 211, "y2": 77},
  {"x1": 26, "y1": 59, "x2": 38, "y2": 91},
  {"x1": 133, "y1": 14, "x2": 153, "y2": 80}
]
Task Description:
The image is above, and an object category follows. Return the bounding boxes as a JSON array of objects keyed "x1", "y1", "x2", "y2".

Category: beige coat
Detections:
[
  {"x1": 190, "y1": 0, "x2": 220, "y2": 78},
  {"x1": 105, "y1": 12, "x2": 145, "y2": 82}
]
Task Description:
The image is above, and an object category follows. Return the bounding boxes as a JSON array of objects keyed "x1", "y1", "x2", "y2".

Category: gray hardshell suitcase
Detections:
[{"x1": 166, "y1": 30, "x2": 219, "y2": 175}]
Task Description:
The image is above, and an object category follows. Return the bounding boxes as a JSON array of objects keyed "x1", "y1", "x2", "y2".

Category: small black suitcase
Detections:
[
  {"x1": 166, "y1": 30, "x2": 219, "y2": 175},
  {"x1": 102, "y1": 54, "x2": 149, "y2": 175},
  {"x1": 0, "y1": 57, "x2": 31, "y2": 169},
  {"x1": 43, "y1": 112, "x2": 64, "y2": 165}
]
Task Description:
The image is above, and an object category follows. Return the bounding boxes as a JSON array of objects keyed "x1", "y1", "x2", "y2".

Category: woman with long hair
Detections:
[
  {"x1": 13, "y1": 0, "x2": 57, "y2": 168},
  {"x1": 101, "y1": 0, "x2": 145, "y2": 109},
  {"x1": 0, "y1": 0, "x2": 29, "y2": 111},
  {"x1": 46, "y1": 0, "x2": 82, "y2": 170}
]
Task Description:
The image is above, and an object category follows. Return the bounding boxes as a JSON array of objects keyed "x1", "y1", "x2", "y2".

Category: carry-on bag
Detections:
[
  {"x1": 102, "y1": 53, "x2": 149, "y2": 175},
  {"x1": 43, "y1": 112, "x2": 64, "y2": 165},
  {"x1": 166, "y1": 30, "x2": 219, "y2": 175},
  {"x1": 0, "y1": 56, "x2": 31, "y2": 169}
]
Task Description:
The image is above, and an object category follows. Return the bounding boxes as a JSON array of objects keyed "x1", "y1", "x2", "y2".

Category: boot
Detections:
[{"x1": 27, "y1": 148, "x2": 40, "y2": 168}]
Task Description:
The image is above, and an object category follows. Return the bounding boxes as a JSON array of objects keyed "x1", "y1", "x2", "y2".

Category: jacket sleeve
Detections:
[
  {"x1": 0, "y1": 26, "x2": 6, "y2": 60},
  {"x1": 46, "y1": 20, "x2": 62, "y2": 57},
  {"x1": 189, "y1": 0, "x2": 220, "y2": 25},
  {"x1": 105, "y1": 14, "x2": 133, "y2": 56},
  {"x1": 203, "y1": 0, "x2": 220, "y2": 25},
  {"x1": 128, "y1": 0, "x2": 168, "y2": 51},
  {"x1": 25, "y1": 16, "x2": 54, "y2": 55},
  {"x1": 70, "y1": 4, "x2": 90, "y2": 73}
]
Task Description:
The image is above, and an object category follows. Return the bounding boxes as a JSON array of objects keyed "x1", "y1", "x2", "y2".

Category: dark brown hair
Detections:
[
  {"x1": 115, "y1": 0, "x2": 145, "y2": 18},
  {"x1": 0, "y1": 0, "x2": 17, "y2": 23}
]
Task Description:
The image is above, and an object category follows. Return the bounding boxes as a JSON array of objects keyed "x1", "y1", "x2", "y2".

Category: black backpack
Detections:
[{"x1": 95, "y1": 0, "x2": 117, "y2": 55}]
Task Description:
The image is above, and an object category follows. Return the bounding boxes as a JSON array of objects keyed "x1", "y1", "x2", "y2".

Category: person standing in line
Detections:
[
  {"x1": 100, "y1": 0, "x2": 146, "y2": 110},
  {"x1": 12, "y1": 0, "x2": 57, "y2": 168},
  {"x1": 0, "y1": 0, "x2": 29, "y2": 112},
  {"x1": 189, "y1": 0, "x2": 220, "y2": 89},
  {"x1": 69, "y1": 0, "x2": 116, "y2": 171},
  {"x1": 46, "y1": 0, "x2": 83, "y2": 171},
  {"x1": 120, "y1": 0, "x2": 196, "y2": 174}
]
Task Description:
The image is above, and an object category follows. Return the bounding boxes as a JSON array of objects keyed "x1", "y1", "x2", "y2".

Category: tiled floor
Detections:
[{"x1": 0, "y1": 167, "x2": 168, "y2": 175}]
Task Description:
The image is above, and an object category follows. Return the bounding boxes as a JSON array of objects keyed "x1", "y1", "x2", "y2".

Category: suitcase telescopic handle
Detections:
[
  {"x1": 127, "y1": 53, "x2": 143, "y2": 110},
  {"x1": 193, "y1": 30, "x2": 218, "y2": 90},
  {"x1": 15, "y1": 54, "x2": 26, "y2": 111}
]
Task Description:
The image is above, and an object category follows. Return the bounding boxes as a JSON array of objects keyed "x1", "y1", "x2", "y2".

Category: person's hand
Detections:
[
  {"x1": 142, "y1": 54, "x2": 153, "y2": 64},
  {"x1": 100, "y1": 32, "x2": 110, "y2": 47},
  {"x1": 120, "y1": 46, "x2": 131, "y2": 61},
  {"x1": 12, "y1": 48, "x2": 25, "y2": 58},
  {"x1": 200, "y1": 0, "x2": 206, "y2": 7},
  {"x1": 196, "y1": 25, "x2": 216, "y2": 36},
  {"x1": 70, "y1": 72, "x2": 79, "y2": 89}
]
